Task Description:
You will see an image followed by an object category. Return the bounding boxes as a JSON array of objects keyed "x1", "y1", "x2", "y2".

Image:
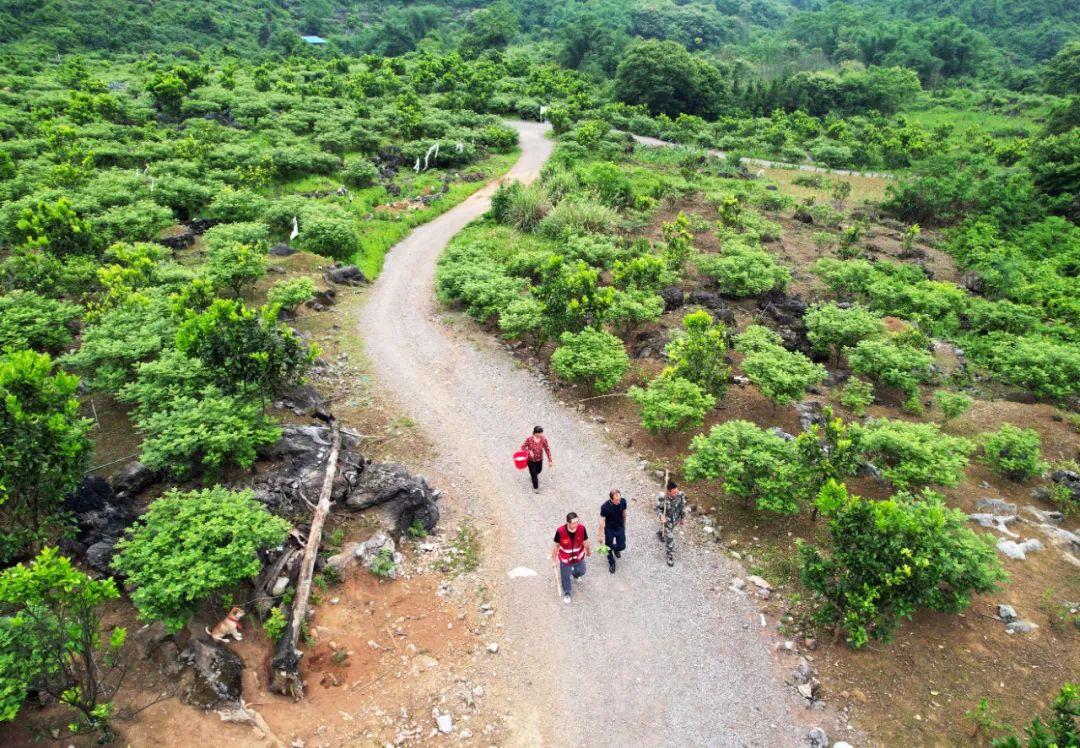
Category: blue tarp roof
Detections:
[{"x1": 301, "y1": 35, "x2": 327, "y2": 44}]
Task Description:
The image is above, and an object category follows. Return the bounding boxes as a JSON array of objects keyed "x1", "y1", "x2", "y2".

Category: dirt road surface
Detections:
[{"x1": 358, "y1": 121, "x2": 812, "y2": 747}]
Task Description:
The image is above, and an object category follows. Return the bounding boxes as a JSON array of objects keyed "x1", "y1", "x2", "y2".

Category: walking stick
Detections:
[{"x1": 552, "y1": 559, "x2": 561, "y2": 599}]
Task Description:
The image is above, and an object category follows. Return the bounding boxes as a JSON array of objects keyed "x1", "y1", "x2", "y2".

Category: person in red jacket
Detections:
[
  {"x1": 521, "y1": 425, "x2": 553, "y2": 493},
  {"x1": 551, "y1": 512, "x2": 590, "y2": 604}
]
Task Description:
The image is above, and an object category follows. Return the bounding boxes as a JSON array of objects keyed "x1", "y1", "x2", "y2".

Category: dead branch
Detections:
[{"x1": 269, "y1": 418, "x2": 341, "y2": 700}]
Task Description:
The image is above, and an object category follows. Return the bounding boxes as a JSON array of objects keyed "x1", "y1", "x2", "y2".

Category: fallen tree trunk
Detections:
[{"x1": 270, "y1": 418, "x2": 340, "y2": 699}]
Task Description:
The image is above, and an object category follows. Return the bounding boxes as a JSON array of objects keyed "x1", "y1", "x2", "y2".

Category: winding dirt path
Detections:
[{"x1": 358, "y1": 121, "x2": 809, "y2": 746}]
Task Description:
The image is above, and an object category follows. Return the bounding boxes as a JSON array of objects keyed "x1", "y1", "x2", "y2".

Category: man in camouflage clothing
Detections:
[{"x1": 656, "y1": 480, "x2": 686, "y2": 567}]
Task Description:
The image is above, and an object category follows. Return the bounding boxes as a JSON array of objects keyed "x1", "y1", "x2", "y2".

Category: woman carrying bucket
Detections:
[{"x1": 516, "y1": 426, "x2": 553, "y2": 493}]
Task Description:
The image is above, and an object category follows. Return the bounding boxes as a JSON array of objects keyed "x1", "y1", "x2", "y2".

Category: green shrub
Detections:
[
  {"x1": 683, "y1": 420, "x2": 801, "y2": 514},
  {"x1": 0, "y1": 351, "x2": 93, "y2": 561},
  {"x1": 608, "y1": 289, "x2": 664, "y2": 338},
  {"x1": 263, "y1": 606, "x2": 287, "y2": 642},
  {"x1": 980, "y1": 424, "x2": 1047, "y2": 482},
  {"x1": 933, "y1": 390, "x2": 974, "y2": 422},
  {"x1": 664, "y1": 310, "x2": 730, "y2": 397},
  {"x1": 732, "y1": 324, "x2": 784, "y2": 354},
  {"x1": 293, "y1": 214, "x2": 360, "y2": 260},
  {"x1": 112, "y1": 487, "x2": 289, "y2": 632},
  {"x1": 498, "y1": 296, "x2": 547, "y2": 352},
  {"x1": 499, "y1": 182, "x2": 551, "y2": 232},
  {"x1": 118, "y1": 350, "x2": 213, "y2": 422},
  {"x1": 370, "y1": 547, "x2": 397, "y2": 578},
  {"x1": 203, "y1": 221, "x2": 270, "y2": 253},
  {"x1": 611, "y1": 254, "x2": 670, "y2": 293},
  {"x1": 734, "y1": 327, "x2": 826, "y2": 410},
  {"x1": 799, "y1": 481, "x2": 1005, "y2": 649},
  {"x1": 537, "y1": 197, "x2": 619, "y2": 239},
  {"x1": 136, "y1": 386, "x2": 281, "y2": 478},
  {"x1": 661, "y1": 212, "x2": 694, "y2": 272},
  {"x1": 840, "y1": 377, "x2": 875, "y2": 416},
  {"x1": 696, "y1": 245, "x2": 790, "y2": 297},
  {"x1": 989, "y1": 683, "x2": 1079, "y2": 748},
  {"x1": 848, "y1": 337, "x2": 934, "y2": 398},
  {"x1": 0, "y1": 547, "x2": 125, "y2": 740},
  {"x1": 579, "y1": 161, "x2": 634, "y2": 207},
  {"x1": 203, "y1": 241, "x2": 266, "y2": 298},
  {"x1": 13, "y1": 197, "x2": 97, "y2": 257},
  {"x1": 0, "y1": 290, "x2": 79, "y2": 354},
  {"x1": 267, "y1": 277, "x2": 318, "y2": 312},
  {"x1": 175, "y1": 298, "x2": 315, "y2": 399},
  {"x1": 341, "y1": 158, "x2": 379, "y2": 188},
  {"x1": 534, "y1": 257, "x2": 613, "y2": 334},
  {"x1": 805, "y1": 302, "x2": 884, "y2": 363},
  {"x1": 93, "y1": 200, "x2": 174, "y2": 244},
  {"x1": 205, "y1": 188, "x2": 270, "y2": 222},
  {"x1": 550, "y1": 328, "x2": 629, "y2": 393},
  {"x1": 855, "y1": 418, "x2": 975, "y2": 489},
  {"x1": 628, "y1": 372, "x2": 715, "y2": 438}
]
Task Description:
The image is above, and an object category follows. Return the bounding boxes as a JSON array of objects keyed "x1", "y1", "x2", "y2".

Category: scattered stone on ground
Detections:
[
  {"x1": 996, "y1": 538, "x2": 1044, "y2": 560},
  {"x1": 181, "y1": 639, "x2": 244, "y2": 709}
]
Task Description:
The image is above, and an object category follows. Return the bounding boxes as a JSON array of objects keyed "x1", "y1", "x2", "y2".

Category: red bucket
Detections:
[{"x1": 513, "y1": 451, "x2": 529, "y2": 470}]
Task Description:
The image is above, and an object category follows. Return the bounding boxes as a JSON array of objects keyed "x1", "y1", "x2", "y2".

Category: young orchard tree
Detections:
[
  {"x1": 498, "y1": 296, "x2": 547, "y2": 354},
  {"x1": 979, "y1": 424, "x2": 1047, "y2": 482},
  {"x1": 736, "y1": 335, "x2": 826, "y2": 411},
  {"x1": 847, "y1": 337, "x2": 934, "y2": 400},
  {"x1": 661, "y1": 211, "x2": 694, "y2": 273},
  {"x1": 628, "y1": 372, "x2": 715, "y2": 441},
  {"x1": 608, "y1": 289, "x2": 664, "y2": 340},
  {"x1": 0, "y1": 548, "x2": 127, "y2": 740},
  {"x1": 549, "y1": 327, "x2": 629, "y2": 393},
  {"x1": 853, "y1": 418, "x2": 975, "y2": 489},
  {"x1": 804, "y1": 302, "x2": 885, "y2": 365},
  {"x1": 683, "y1": 420, "x2": 802, "y2": 514},
  {"x1": 794, "y1": 406, "x2": 861, "y2": 519},
  {"x1": 933, "y1": 390, "x2": 974, "y2": 423},
  {"x1": 798, "y1": 481, "x2": 1004, "y2": 649},
  {"x1": 203, "y1": 241, "x2": 267, "y2": 298},
  {"x1": 664, "y1": 310, "x2": 730, "y2": 398},
  {"x1": 0, "y1": 351, "x2": 93, "y2": 561},
  {"x1": 112, "y1": 487, "x2": 289, "y2": 632}
]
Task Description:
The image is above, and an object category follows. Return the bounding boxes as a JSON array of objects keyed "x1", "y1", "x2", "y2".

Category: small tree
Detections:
[
  {"x1": 933, "y1": 390, "x2": 974, "y2": 423},
  {"x1": 990, "y1": 682, "x2": 1078, "y2": 748},
  {"x1": 664, "y1": 310, "x2": 730, "y2": 398},
  {"x1": 498, "y1": 296, "x2": 547, "y2": 354},
  {"x1": 607, "y1": 289, "x2": 664, "y2": 339},
  {"x1": 696, "y1": 245, "x2": 790, "y2": 297},
  {"x1": 0, "y1": 351, "x2": 93, "y2": 561},
  {"x1": 804, "y1": 302, "x2": 884, "y2": 364},
  {"x1": 980, "y1": 424, "x2": 1047, "y2": 482},
  {"x1": 661, "y1": 211, "x2": 694, "y2": 273},
  {"x1": 0, "y1": 547, "x2": 126, "y2": 740},
  {"x1": 840, "y1": 377, "x2": 875, "y2": 416},
  {"x1": 794, "y1": 406, "x2": 861, "y2": 517},
  {"x1": 831, "y1": 179, "x2": 852, "y2": 208},
  {"x1": 0, "y1": 290, "x2": 80, "y2": 354},
  {"x1": 798, "y1": 481, "x2": 1005, "y2": 648},
  {"x1": 683, "y1": 420, "x2": 801, "y2": 513},
  {"x1": 535, "y1": 257, "x2": 613, "y2": 335},
  {"x1": 854, "y1": 418, "x2": 975, "y2": 489},
  {"x1": 628, "y1": 372, "x2": 715, "y2": 440},
  {"x1": 112, "y1": 487, "x2": 289, "y2": 632},
  {"x1": 267, "y1": 277, "x2": 317, "y2": 314},
  {"x1": 550, "y1": 328, "x2": 629, "y2": 393},
  {"x1": 203, "y1": 241, "x2": 267, "y2": 298},
  {"x1": 848, "y1": 337, "x2": 934, "y2": 399},
  {"x1": 740, "y1": 343, "x2": 826, "y2": 411}
]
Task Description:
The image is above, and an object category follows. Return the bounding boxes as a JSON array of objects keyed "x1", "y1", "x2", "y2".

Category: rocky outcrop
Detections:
[
  {"x1": 112, "y1": 461, "x2": 160, "y2": 499},
  {"x1": 344, "y1": 463, "x2": 441, "y2": 535},
  {"x1": 686, "y1": 290, "x2": 737, "y2": 327},
  {"x1": 324, "y1": 264, "x2": 367, "y2": 285},
  {"x1": 756, "y1": 290, "x2": 813, "y2": 356},
  {"x1": 63, "y1": 477, "x2": 137, "y2": 575},
  {"x1": 181, "y1": 639, "x2": 244, "y2": 709}
]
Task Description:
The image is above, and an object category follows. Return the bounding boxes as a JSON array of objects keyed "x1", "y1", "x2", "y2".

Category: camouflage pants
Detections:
[{"x1": 658, "y1": 522, "x2": 677, "y2": 563}]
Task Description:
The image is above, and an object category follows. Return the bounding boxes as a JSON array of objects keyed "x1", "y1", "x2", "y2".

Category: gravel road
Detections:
[{"x1": 358, "y1": 121, "x2": 810, "y2": 747}]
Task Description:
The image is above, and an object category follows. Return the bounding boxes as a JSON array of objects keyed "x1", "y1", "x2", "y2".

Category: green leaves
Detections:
[
  {"x1": 112, "y1": 487, "x2": 289, "y2": 632},
  {"x1": 0, "y1": 291, "x2": 80, "y2": 354},
  {"x1": 550, "y1": 328, "x2": 628, "y2": 393},
  {"x1": 979, "y1": 424, "x2": 1047, "y2": 482},
  {"x1": 664, "y1": 310, "x2": 730, "y2": 397},
  {"x1": 847, "y1": 337, "x2": 934, "y2": 398},
  {"x1": 683, "y1": 420, "x2": 802, "y2": 514},
  {"x1": 805, "y1": 302, "x2": 885, "y2": 362},
  {"x1": 696, "y1": 243, "x2": 790, "y2": 297},
  {"x1": 854, "y1": 418, "x2": 974, "y2": 489},
  {"x1": 799, "y1": 482, "x2": 1005, "y2": 648},
  {"x1": 203, "y1": 241, "x2": 266, "y2": 298},
  {"x1": 628, "y1": 372, "x2": 715, "y2": 437},
  {"x1": 734, "y1": 325, "x2": 825, "y2": 409}
]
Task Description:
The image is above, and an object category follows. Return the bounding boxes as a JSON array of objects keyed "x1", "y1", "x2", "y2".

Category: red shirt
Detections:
[{"x1": 521, "y1": 434, "x2": 552, "y2": 463}]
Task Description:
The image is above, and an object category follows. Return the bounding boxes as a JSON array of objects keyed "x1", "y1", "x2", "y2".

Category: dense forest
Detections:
[{"x1": 0, "y1": 0, "x2": 1077, "y2": 745}]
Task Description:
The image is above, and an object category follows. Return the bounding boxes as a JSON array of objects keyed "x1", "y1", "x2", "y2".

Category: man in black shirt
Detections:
[{"x1": 599, "y1": 489, "x2": 628, "y2": 573}]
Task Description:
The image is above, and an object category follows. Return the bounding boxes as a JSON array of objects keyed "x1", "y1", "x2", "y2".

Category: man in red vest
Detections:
[{"x1": 551, "y1": 512, "x2": 591, "y2": 604}]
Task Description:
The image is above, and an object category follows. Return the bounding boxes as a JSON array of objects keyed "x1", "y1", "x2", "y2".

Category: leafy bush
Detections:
[
  {"x1": 267, "y1": 277, "x2": 318, "y2": 312},
  {"x1": 93, "y1": 200, "x2": 174, "y2": 244},
  {"x1": 696, "y1": 245, "x2": 790, "y2": 297},
  {"x1": 794, "y1": 407, "x2": 862, "y2": 504},
  {"x1": 799, "y1": 481, "x2": 1005, "y2": 648},
  {"x1": 203, "y1": 221, "x2": 270, "y2": 253},
  {"x1": 370, "y1": 547, "x2": 397, "y2": 578},
  {"x1": 205, "y1": 188, "x2": 270, "y2": 222},
  {"x1": 112, "y1": 487, "x2": 289, "y2": 632},
  {"x1": 498, "y1": 296, "x2": 547, "y2": 352},
  {"x1": 805, "y1": 302, "x2": 884, "y2": 363},
  {"x1": 840, "y1": 377, "x2": 875, "y2": 416},
  {"x1": 175, "y1": 298, "x2": 315, "y2": 399},
  {"x1": 0, "y1": 290, "x2": 79, "y2": 354},
  {"x1": 933, "y1": 390, "x2": 974, "y2": 422},
  {"x1": 263, "y1": 606, "x2": 287, "y2": 643},
  {"x1": 136, "y1": 386, "x2": 282, "y2": 478},
  {"x1": 494, "y1": 182, "x2": 550, "y2": 232},
  {"x1": 664, "y1": 310, "x2": 730, "y2": 397},
  {"x1": 550, "y1": 328, "x2": 628, "y2": 393},
  {"x1": 990, "y1": 682, "x2": 1079, "y2": 748},
  {"x1": 0, "y1": 547, "x2": 125, "y2": 740},
  {"x1": 294, "y1": 214, "x2": 360, "y2": 260},
  {"x1": 847, "y1": 337, "x2": 934, "y2": 397},
  {"x1": 684, "y1": 420, "x2": 802, "y2": 513},
  {"x1": 537, "y1": 197, "x2": 619, "y2": 239},
  {"x1": 979, "y1": 424, "x2": 1047, "y2": 482},
  {"x1": 661, "y1": 212, "x2": 694, "y2": 272},
  {"x1": 203, "y1": 241, "x2": 266, "y2": 297},
  {"x1": 735, "y1": 327, "x2": 825, "y2": 409},
  {"x1": 13, "y1": 197, "x2": 97, "y2": 257},
  {"x1": 534, "y1": 257, "x2": 613, "y2": 334},
  {"x1": 608, "y1": 289, "x2": 664, "y2": 338},
  {"x1": 118, "y1": 350, "x2": 213, "y2": 422},
  {"x1": 341, "y1": 158, "x2": 379, "y2": 188},
  {"x1": 611, "y1": 254, "x2": 670, "y2": 293},
  {"x1": 628, "y1": 372, "x2": 715, "y2": 438},
  {"x1": 855, "y1": 418, "x2": 975, "y2": 489},
  {"x1": 963, "y1": 333, "x2": 1080, "y2": 401}
]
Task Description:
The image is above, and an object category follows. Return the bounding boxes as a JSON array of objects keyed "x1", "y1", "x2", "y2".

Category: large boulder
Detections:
[
  {"x1": 112, "y1": 460, "x2": 160, "y2": 498},
  {"x1": 252, "y1": 425, "x2": 365, "y2": 514},
  {"x1": 686, "y1": 290, "x2": 737, "y2": 327},
  {"x1": 344, "y1": 462, "x2": 441, "y2": 535},
  {"x1": 659, "y1": 285, "x2": 685, "y2": 312},
  {"x1": 181, "y1": 639, "x2": 244, "y2": 709},
  {"x1": 63, "y1": 477, "x2": 137, "y2": 575},
  {"x1": 273, "y1": 385, "x2": 330, "y2": 419},
  {"x1": 325, "y1": 264, "x2": 367, "y2": 285},
  {"x1": 757, "y1": 290, "x2": 812, "y2": 356}
]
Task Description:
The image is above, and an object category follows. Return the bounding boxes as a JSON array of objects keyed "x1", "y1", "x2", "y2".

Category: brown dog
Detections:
[{"x1": 206, "y1": 606, "x2": 245, "y2": 642}]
